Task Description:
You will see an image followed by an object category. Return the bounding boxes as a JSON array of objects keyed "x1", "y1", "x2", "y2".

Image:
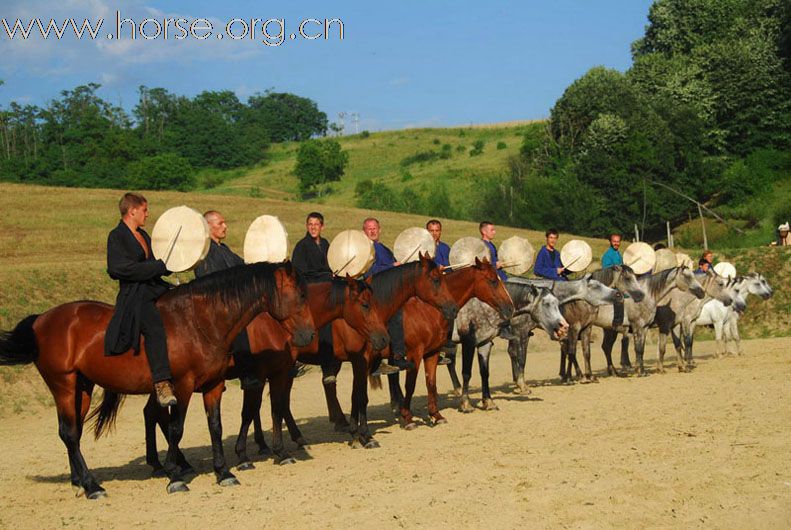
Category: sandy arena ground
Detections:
[{"x1": 0, "y1": 336, "x2": 789, "y2": 529}]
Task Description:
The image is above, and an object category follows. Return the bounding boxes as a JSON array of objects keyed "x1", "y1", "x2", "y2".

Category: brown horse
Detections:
[
  {"x1": 383, "y1": 259, "x2": 515, "y2": 428},
  {"x1": 0, "y1": 262, "x2": 315, "y2": 499},
  {"x1": 143, "y1": 277, "x2": 390, "y2": 470}
]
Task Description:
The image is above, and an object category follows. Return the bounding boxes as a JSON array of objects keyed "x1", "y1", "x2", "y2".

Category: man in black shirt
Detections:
[
  {"x1": 105, "y1": 192, "x2": 176, "y2": 407},
  {"x1": 194, "y1": 210, "x2": 263, "y2": 390},
  {"x1": 291, "y1": 212, "x2": 342, "y2": 384}
]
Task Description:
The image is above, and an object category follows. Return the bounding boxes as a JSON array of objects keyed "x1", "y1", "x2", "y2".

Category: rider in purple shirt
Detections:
[{"x1": 479, "y1": 221, "x2": 516, "y2": 340}]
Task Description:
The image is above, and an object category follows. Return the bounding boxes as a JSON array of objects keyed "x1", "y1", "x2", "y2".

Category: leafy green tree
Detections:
[
  {"x1": 247, "y1": 92, "x2": 328, "y2": 142},
  {"x1": 126, "y1": 153, "x2": 196, "y2": 191},
  {"x1": 294, "y1": 139, "x2": 348, "y2": 197}
]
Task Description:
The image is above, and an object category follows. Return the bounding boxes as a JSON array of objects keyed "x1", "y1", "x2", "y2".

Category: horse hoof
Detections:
[
  {"x1": 431, "y1": 417, "x2": 448, "y2": 426},
  {"x1": 86, "y1": 489, "x2": 107, "y2": 500},
  {"x1": 482, "y1": 400, "x2": 499, "y2": 411},
  {"x1": 459, "y1": 404, "x2": 475, "y2": 414},
  {"x1": 237, "y1": 462, "x2": 255, "y2": 471},
  {"x1": 350, "y1": 439, "x2": 363, "y2": 449},
  {"x1": 220, "y1": 477, "x2": 241, "y2": 487},
  {"x1": 451, "y1": 388, "x2": 463, "y2": 397},
  {"x1": 72, "y1": 485, "x2": 85, "y2": 498},
  {"x1": 512, "y1": 385, "x2": 522, "y2": 394},
  {"x1": 364, "y1": 439, "x2": 380, "y2": 449},
  {"x1": 277, "y1": 457, "x2": 297, "y2": 466},
  {"x1": 403, "y1": 421, "x2": 417, "y2": 431},
  {"x1": 167, "y1": 481, "x2": 189, "y2": 494}
]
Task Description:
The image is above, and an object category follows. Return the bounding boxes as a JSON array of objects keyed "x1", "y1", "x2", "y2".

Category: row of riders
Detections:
[{"x1": 0, "y1": 192, "x2": 773, "y2": 499}]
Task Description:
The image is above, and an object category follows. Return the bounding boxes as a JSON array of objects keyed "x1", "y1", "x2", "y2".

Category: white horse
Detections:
[{"x1": 696, "y1": 273, "x2": 773, "y2": 356}]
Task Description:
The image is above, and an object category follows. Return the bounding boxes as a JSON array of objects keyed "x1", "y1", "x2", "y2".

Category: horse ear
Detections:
[
  {"x1": 474, "y1": 256, "x2": 482, "y2": 266},
  {"x1": 364, "y1": 275, "x2": 373, "y2": 286},
  {"x1": 344, "y1": 273, "x2": 355, "y2": 285}
]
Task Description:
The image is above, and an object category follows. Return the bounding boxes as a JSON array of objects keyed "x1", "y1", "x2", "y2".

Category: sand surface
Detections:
[{"x1": 0, "y1": 336, "x2": 789, "y2": 529}]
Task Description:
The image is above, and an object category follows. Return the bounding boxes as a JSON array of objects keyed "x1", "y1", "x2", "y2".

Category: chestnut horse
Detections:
[
  {"x1": 0, "y1": 262, "x2": 315, "y2": 499},
  {"x1": 211, "y1": 254, "x2": 457, "y2": 452},
  {"x1": 382, "y1": 259, "x2": 515, "y2": 428},
  {"x1": 143, "y1": 277, "x2": 390, "y2": 470}
]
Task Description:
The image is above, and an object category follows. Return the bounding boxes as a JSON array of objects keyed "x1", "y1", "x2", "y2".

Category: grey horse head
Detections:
[
  {"x1": 677, "y1": 267, "x2": 706, "y2": 299},
  {"x1": 741, "y1": 272, "x2": 773, "y2": 300},
  {"x1": 703, "y1": 269, "x2": 734, "y2": 306},
  {"x1": 580, "y1": 277, "x2": 623, "y2": 306},
  {"x1": 591, "y1": 265, "x2": 645, "y2": 303}
]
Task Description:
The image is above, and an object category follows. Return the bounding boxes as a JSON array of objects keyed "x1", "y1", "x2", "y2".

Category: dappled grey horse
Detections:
[
  {"x1": 693, "y1": 272, "x2": 773, "y2": 356},
  {"x1": 557, "y1": 265, "x2": 645, "y2": 382},
  {"x1": 654, "y1": 269, "x2": 736, "y2": 372},
  {"x1": 446, "y1": 277, "x2": 622, "y2": 408},
  {"x1": 590, "y1": 266, "x2": 706, "y2": 377}
]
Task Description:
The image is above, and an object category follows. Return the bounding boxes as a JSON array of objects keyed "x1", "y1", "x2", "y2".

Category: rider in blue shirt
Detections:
[
  {"x1": 534, "y1": 228, "x2": 568, "y2": 281},
  {"x1": 480, "y1": 221, "x2": 508, "y2": 281},
  {"x1": 427, "y1": 219, "x2": 451, "y2": 269},
  {"x1": 601, "y1": 233, "x2": 624, "y2": 269},
  {"x1": 363, "y1": 217, "x2": 414, "y2": 372}
]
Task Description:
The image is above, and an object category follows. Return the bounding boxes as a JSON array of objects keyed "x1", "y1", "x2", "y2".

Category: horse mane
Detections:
[
  {"x1": 505, "y1": 282, "x2": 538, "y2": 310},
  {"x1": 644, "y1": 267, "x2": 675, "y2": 299},
  {"x1": 591, "y1": 265, "x2": 635, "y2": 287},
  {"x1": 328, "y1": 277, "x2": 370, "y2": 306},
  {"x1": 170, "y1": 261, "x2": 291, "y2": 315},
  {"x1": 370, "y1": 261, "x2": 425, "y2": 304}
]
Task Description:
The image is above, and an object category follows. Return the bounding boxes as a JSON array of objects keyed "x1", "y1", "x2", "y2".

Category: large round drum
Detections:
[
  {"x1": 622, "y1": 242, "x2": 656, "y2": 275},
  {"x1": 714, "y1": 261, "x2": 737, "y2": 279},
  {"x1": 394, "y1": 227, "x2": 435, "y2": 263},
  {"x1": 498, "y1": 236, "x2": 535, "y2": 275},
  {"x1": 328, "y1": 230, "x2": 375, "y2": 277},
  {"x1": 654, "y1": 248, "x2": 677, "y2": 273},
  {"x1": 675, "y1": 252, "x2": 694, "y2": 269},
  {"x1": 449, "y1": 237, "x2": 490, "y2": 268},
  {"x1": 243, "y1": 215, "x2": 288, "y2": 264},
  {"x1": 560, "y1": 239, "x2": 592, "y2": 272},
  {"x1": 151, "y1": 205, "x2": 210, "y2": 273}
]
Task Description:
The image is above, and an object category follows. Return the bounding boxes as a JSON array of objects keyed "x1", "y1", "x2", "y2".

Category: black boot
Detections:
[
  {"x1": 321, "y1": 359, "x2": 341, "y2": 385},
  {"x1": 389, "y1": 352, "x2": 415, "y2": 371}
]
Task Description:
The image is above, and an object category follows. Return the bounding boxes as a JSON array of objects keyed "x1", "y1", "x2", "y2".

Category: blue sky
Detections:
[{"x1": 0, "y1": 0, "x2": 654, "y2": 131}]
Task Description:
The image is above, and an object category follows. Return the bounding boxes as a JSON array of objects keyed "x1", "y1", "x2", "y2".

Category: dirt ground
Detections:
[{"x1": 0, "y1": 336, "x2": 789, "y2": 529}]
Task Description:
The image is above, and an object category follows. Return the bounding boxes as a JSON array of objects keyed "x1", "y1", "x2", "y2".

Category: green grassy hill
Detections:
[{"x1": 204, "y1": 122, "x2": 538, "y2": 212}]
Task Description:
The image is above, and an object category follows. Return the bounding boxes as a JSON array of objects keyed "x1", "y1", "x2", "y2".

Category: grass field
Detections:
[{"x1": 204, "y1": 122, "x2": 538, "y2": 212}]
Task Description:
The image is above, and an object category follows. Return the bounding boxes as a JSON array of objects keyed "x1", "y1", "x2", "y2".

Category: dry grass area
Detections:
[{"x1": 0, "y1": 336, "x2": 788, "y2": 528}]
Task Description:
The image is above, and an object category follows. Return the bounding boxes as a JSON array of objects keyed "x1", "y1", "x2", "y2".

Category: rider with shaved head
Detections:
[{"x1": 194, "y1": 210, "x2": 263, "y2": 391}]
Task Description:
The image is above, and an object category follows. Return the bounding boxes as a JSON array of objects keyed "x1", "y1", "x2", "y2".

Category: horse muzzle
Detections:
[
  {"x1": 441, "y1": 303, "x2": 458, "y2": 322},
  {"x1": 721, "y1": 295, "x2": 733, "y2": 307},
  {"x1": 630, "y1": 290, "x2": 645, "y2": 303},
  {"x1": 733, "y1": 299, "x2": 747, "y2": 312},
  {"x1": 370, "y1": 330, "x2": 389, "y2": 352},
  {"x1": 692, "y1": 286, "x2": 705, "y2": 299},
  {"x1": 292, "y1": 326, "x2": 315, "y2": 348},
  {"x1": 499, "y1": 302, "x2": 515, "y2": 320}
]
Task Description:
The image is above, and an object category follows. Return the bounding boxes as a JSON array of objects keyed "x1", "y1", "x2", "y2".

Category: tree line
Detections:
[
  {"x1": 0, "y1": 83, "x2": 328, "y2": 190},
  {"x1": 478, "y1": 0, "x2": 791, "y2": 239}
]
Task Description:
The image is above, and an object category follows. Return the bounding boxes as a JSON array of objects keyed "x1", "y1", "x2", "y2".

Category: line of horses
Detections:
[{"x1": 0, "y1": 254, "x2": 773, "y2": 499}]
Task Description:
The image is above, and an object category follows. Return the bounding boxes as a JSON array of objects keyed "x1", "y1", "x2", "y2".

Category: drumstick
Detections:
[
  {"x1": 163, "y1": 225, "x2": 182, "y2": 267},
  {"x1": 334, "y1": 254, "x2": 357, "y2": 276},
  {"x1": 403, "y1": 244, "x2": 422, "y2": 263}
]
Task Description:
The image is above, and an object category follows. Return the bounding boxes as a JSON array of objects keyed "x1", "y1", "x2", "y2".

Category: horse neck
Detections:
[
  {"x1": 211, "y1": 297, "x2": 269, "y2": 352},
  {"x1": 645, "y1": 269, "x2": 678, "y2": 306},
  {"x1": 549, "y1": 281, "x2": 579, "y2": 304},
  {"x1": 444, "y1": 268, "x2": 477, "y2": 306},
  {"x1": 307, "y1": 282, "x2": 343, "y2": 327},
  {"x1": 374, "y1": 268, "x2": 418, "y2": 321}
]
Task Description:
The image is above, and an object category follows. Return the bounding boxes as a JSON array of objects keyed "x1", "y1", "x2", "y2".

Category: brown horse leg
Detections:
[
  {"x1": 349, "y1": 354, "x2": 378, "y2": 449},
  {"x1": 251, "y1": 381, "x2": 272, "y2": 455},
  {"x1": 399, "y1": 360, "x2": 420, "y2": 430},
  {"x1": 424, "y1": 353, "x2": 446, "y2": 425},
  {"x1": 54, "y1": 375, "x2": 105, "y2": 499},
  {"x1": 144, "y1": 395, "x2": 167, "y2": 476},
  {"x1": 268, "y1": 372, "x2": 296, "y2": 465},
  {"x1": 458, "y1": 333, "x2": 475, "y2": 413},
  {"x1": 445, "y1": 348, "x2": 463, "y2": 397},
  {"x1": 282, "y1": 376, "x2": 308, "y2": 448},
  {"x1": 322, "y1": 363, "x2": 349, "y2": 431},
  {"x1": 163, "y1": 390, "x2": 192, "y2": 494},
  {"x1": 601, "y1": 329, "x2": 620, "y2": 376},
  {"x1": 202, "y1": 382, "x2": 239, "y2": 486},
  {"x1": 235, "y1": 385, "x2": 267, "y2": 471}
]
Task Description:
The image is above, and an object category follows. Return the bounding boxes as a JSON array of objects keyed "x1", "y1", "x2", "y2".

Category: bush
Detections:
[
  {"x1": 360, "y1": 130, "x2": 370, "y2": 138},
  {"x1": 400, "y1": 170, "x2": 414, "y2": 182},
  {"x1": 126, "y1": 153, "x2": 196, "y2": 192},
  {"x1": 294, "y1": 138, "x2": 348, "y2": 197},
  {"x1": 400, "y1": 150, "x2": 440, "y2": 167},
  {"x1": 456, "y1": 145, "x2": 467, "y2": 153},
  {"x1": 432, "y1": 138, "x2": 441, "y2": 145},
  {"x1": 469, "y1": 140, "x2": 485, "y2": 157},
  {"x1": 496, "y1": 141, "x2": 507, "y2": 150}
]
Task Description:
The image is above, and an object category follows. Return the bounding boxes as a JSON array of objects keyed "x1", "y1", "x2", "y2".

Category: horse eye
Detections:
[{"x1": 361, "y1": 302, "x2": 370, "y2": 309}]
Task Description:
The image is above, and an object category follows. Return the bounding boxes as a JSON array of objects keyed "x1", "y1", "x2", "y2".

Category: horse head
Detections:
[
  {"x1": 342, "y1": 275, "x2": 389, "y2": 352},
  {"x1": 582, "y1": 278, "x2": 623, "y2": 306},
  {"x1": 744, "y1": 272, "x2": 773, "y2": 300},
  {"x1": 270, "y1": 262, "x2": 316, "y2": 347},
  {"x1": 612, "y1": 265, "x2": 645, "y2": 302},
  {"x1": 676, "y1": 266, "x2": 705, "y2": 299},
  {"x1": 705, "y1": 270, "x2": 733, "y2": 306},
  {"x1": 414, "y1": 252, "x2": 458, "y2": 322},
  {"x1": 529, "y1": 286, "x2": 568, "y2": 340},
  {"x1": 470, "y1": 257, "x2": 515, "y2": 320}
]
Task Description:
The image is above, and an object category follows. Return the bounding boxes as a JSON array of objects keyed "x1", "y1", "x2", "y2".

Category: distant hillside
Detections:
[{"x1": 204, "y1": 122, "x2": 540, "y2": 213}]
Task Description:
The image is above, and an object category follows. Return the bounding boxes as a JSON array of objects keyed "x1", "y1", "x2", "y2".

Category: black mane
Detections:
[
  {"x1": 370, "y1": 261, "x2": 427, "y2": 304},
  {"x1": 591, "y1": 265, "x2": 635, "y2": 287},
  {"x1": 644, "y1": 267, "x2": 675, "y2": 299},
  {"x1": 169, "y1": 261, "x2": 294, "y2": 315}
]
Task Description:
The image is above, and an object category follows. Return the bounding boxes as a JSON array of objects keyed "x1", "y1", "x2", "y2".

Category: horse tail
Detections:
[
  {"x1": 369, "y1": 374, "x2": 383, "y2": 390},
  {"x1": 87, "y1": 390, "x2": 126, "y2": 439},
  {"x1": 0, "y1": 314, "x2": 39, "y2": 366}
]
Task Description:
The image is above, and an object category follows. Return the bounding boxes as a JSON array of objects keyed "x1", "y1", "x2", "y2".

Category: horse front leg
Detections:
[
  {"x1": 619, "y1": 333, "x2": 632, "y2": 369},
  {"x1": 580, "y1": 327, "x2": 596, "y2": 382},
  {"x1": 322, "y1": 363, "x2": 349, "y2": 432},
  {"x1": 458, "y1": 333, "x2": 476, "y2": 413},
  {"x1": 423, "y1": 353, "x2": 446, "y2": 425},
  {"x1": 268, "y1": 372, "x2": 297, "y2": 465},
  {"x1": 235, "y1": 385, "x2": 267, "y2": 471},
  {"x1": 683, "y1": 323, "x2": 696, "y2": 367},
  {"x1": 282, "y1": 375, "x2": 308, "y2": 448},
  {"x1": 164, "y1": 389, "x2": 192, "y2": 494},
  {"x1": 202, "y1": 382, "x2": 239, "y2": 486},
  {"x1": 508, "y1": 338, "x2": 528, "y2": 393},
  {"x1": 144, "y1": 394, "x2": 168, "y2": 477},
  {"x1": 713, "y1": 320, "x2": 725, "y2": 358},
  {"x1": 601, "y1": 329, "x2": 620, "y2": 377},
  {"x1": 477, "y1": 342, "x2": 498, "y2": 410},
  {"x1": 400, "y1": 361, "x2": 420, "y2": 430},
  {"x1": 445, "y1": 347, "x2": 463, "y2": 397},
  {"x1": 388, "y1": 371, "x2": 404, "y2": 415},
  {"x1": 670, "y1": 325, "x2": 688, "y2": 372},
  {"x1": 349, "y1": 354, "x2": 378, "y2": 449}
]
